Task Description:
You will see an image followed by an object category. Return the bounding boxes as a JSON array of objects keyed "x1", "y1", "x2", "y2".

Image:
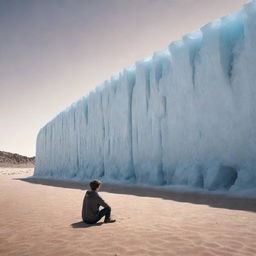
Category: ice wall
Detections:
[{"x1": 34, "y1": 1, "x2": 256, "y2": 193}]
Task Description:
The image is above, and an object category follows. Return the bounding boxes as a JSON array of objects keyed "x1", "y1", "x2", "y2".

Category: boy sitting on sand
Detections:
[{"x1": 82, "y1": 179, "x2": 116, "y2": 224}]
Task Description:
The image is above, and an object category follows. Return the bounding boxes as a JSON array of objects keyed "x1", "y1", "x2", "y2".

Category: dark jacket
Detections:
[{"x1": 82, "y1": 190, "x2": 110, "y2": 222}]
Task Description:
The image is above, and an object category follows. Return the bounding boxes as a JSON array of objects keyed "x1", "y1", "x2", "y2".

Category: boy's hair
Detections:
[{"x1": 90, "y1": 179, "x2": 102, "y2": 191}]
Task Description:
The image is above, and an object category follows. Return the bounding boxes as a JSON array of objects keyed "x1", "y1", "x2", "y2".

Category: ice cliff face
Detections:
[{"x1": 34, "y1": 1, "x2": 256, "y2": 193}]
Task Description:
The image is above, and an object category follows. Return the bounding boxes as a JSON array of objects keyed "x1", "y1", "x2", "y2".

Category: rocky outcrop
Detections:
[{"x1": 0, "y1": 151, "x2": 35, "y2": 167}]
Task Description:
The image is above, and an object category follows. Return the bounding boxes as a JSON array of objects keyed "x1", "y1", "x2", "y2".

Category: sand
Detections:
[{"x1": 0, "y1": 168, "x2": 256, "y2": 256}]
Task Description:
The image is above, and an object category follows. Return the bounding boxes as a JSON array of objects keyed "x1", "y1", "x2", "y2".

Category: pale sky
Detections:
[{"x1": 0, "y1": 0, "x2": 248, "y2": 157}]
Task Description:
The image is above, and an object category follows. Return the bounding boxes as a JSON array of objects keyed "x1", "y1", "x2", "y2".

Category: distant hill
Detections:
[{"x1": 0, "y1": 151, "x2": 35, "y2": 167}]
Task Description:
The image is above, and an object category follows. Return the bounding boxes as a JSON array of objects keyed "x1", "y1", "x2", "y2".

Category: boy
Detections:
[{"x1": 82, "y1": 179, "x2": 116, "y2": 224}]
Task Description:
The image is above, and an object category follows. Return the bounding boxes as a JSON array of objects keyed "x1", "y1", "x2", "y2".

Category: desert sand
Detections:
[{"x1": 0, "y1": 168, "x2": 256, "y2": 256}]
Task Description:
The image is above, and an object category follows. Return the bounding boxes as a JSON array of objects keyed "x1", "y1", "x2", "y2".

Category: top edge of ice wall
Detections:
[{"x1": 34, "y1": 1, "x2": 256, "y2": 196}]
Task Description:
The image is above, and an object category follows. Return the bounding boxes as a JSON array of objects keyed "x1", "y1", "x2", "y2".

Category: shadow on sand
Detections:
[
  {"x1": 71, "y1": 221, "x2": 103, "y2": 228},
  {"x1": 16, "y1": 177, "x2": 256, "y2": 213}
]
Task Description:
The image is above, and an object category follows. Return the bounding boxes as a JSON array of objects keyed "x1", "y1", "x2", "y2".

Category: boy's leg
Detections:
[{"x1": 97, "y1": 207, "x2": 111, "y2": 222}]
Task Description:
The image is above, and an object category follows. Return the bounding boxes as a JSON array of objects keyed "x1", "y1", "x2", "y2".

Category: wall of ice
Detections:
[{"x1": 34, "y1": 1, "x2": 256, "y2": 193}]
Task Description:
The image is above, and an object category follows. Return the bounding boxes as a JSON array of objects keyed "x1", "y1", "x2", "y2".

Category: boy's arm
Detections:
[{"x1": 97, "y1": 195, "x2": 110, "y2": 208}]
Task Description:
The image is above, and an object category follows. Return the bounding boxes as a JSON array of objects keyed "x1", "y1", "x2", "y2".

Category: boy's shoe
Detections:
[{"x1": 104, "y1": 218, "x2": 116, "y2": 223}]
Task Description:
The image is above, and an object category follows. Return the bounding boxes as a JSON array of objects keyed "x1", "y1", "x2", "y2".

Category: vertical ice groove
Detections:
[
  {"x1": 219, "y1": 12, "x2": 244, "y2": 82},
  {"x1": 126, "y1": 67, "x2": 136, "y2": 180},
  {"x1": 100, "y1": 92, "x2": 105, "y2": 177},
  {"x1": 158, "y1": 124, "x2": 165, "y2": 185},
  {"x1": 152, "y1": 50, "x2": 171, "y2": 185},
  {"x1": 182, "y1": 30, "x2": 202, "y2": 88},
  {"x1": 34, "y1": 1, "x2": 256, "y2": 193},
  {"x1": 84, "y1": 101, "x2": 88, "y2": 125},
  {"x1": 145, "y1": 61, "x2": 151, "y2": 112}
]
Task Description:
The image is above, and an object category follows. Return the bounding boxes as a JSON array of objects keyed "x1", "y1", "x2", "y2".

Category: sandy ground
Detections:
[{"x1": 0, "y1": 168, "x2": 256, "y2": 256}]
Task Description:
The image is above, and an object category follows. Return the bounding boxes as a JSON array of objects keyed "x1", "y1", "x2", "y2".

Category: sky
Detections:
[{"x1": 0, "y1": 0, "x2": 248, "y2": 157}]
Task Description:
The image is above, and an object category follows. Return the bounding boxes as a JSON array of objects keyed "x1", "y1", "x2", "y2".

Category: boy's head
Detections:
[{"x1": 89, "y1": 179, "x2": 101, "y2": 191}]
